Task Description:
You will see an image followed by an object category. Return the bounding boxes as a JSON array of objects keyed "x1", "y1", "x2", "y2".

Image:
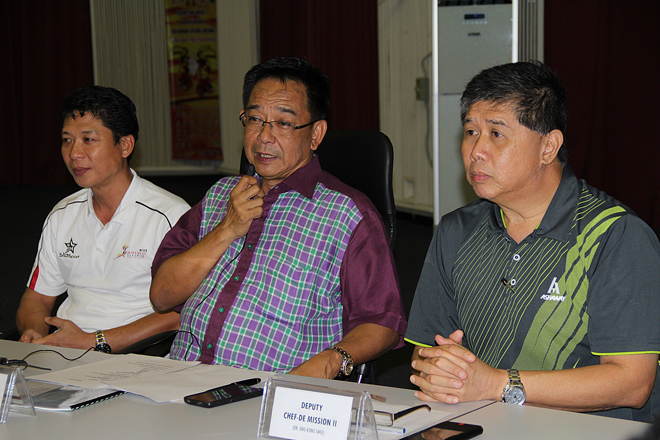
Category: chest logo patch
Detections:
[
  {"x1": 59, "y1": 238, "x2": 80, "y2": 259},
  {"x1": 114, "y1": 244, "x2": 148, "y2": 259},
  {"x1": 540, "y1": 277, "x2": 565, "y2": 302}
]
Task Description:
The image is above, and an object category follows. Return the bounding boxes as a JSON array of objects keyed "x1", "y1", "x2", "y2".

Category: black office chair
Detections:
[
  {"x1": 1, "y1": 291, "x2": 176, "y2": 356},
  {"x1": 241, "y1": 130, "x2": 397, "y2": 383},
  {"x1": 240, "y1": 130, "x2": 397, "y2": 248},
  {"x1": 115, "y1": 330, "x2": 178, "y2": 356}
]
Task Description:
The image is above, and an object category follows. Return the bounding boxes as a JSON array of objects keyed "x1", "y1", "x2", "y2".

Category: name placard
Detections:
[
  {"x1": 0, "y1": 365, "x2": 35, "y2": 424},
  {"x1": 269, "y1": 387, "x2": 353, "y2": 440},
  {"x1": 257, "y1": 378, "x2": 378, "y2": 440}
]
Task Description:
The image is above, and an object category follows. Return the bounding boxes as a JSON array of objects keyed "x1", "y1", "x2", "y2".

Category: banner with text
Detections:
[{"x1": 165, "y1": 0, "x2": 223, "y2": 161}]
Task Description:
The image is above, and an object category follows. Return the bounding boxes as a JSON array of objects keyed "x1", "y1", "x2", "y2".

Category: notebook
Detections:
[{"x1": 27, "y1": 380, "x2": 125, "y2": 411}]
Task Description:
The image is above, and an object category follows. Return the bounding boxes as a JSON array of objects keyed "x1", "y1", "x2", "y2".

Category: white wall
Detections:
[
  {"x1": 379, "y1": 0, "x2": 544, "y2": 219},
  {"x1": 378, "y1": 0, "x2": 434, "y2": 215}
]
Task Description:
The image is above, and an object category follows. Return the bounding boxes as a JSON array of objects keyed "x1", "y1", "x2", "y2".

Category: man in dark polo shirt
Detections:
[{"x1": 405, "y1": 61, "x2": 660, "y2": 421}]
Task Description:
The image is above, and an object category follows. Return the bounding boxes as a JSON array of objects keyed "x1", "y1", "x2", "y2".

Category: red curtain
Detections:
[
  {"x1": 544, "y1": 0, "x2": 660, "y2": 228},
  {"x1": 258, "y1": 0, "x2": 379, "y2": 131},
  {"x1": 1, "y1": 0, "x2": 94, "y2": 186},
  {"x1": 4, "y1": 1, "x2": 660, "y2": 230}
]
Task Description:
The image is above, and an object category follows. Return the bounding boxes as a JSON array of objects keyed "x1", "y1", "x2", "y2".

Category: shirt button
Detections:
[
  {"x1": 219, "y1": 307, "x2": 225, "y2": 313},
  {"x1": 206, "y1": 343, "x2": 213, "y2": 349},
  {"x1": 510, "y1": 279, "x2": 517, "y2": 286},
  {"x1": 513, "y1": 254, "x2": 521, "y2": 261},
  {"x1": 233, "y1": 275, "x2": 240, "y2": 281},
  {"x1": 247, "y1": 244, "x2": 253, "y2": 249}
]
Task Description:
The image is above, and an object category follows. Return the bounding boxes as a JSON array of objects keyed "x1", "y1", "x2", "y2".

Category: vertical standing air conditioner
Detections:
[{"x1": 431, "y1": 0, "x2": 544, "y2": 225}]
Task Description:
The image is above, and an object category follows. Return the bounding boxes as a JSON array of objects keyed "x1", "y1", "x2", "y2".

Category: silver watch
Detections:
[
  {"x1": 94, "y1": 330, "x2": 112, "y2": 353},
  {"x1": 502, "y1": 368, "x2": 525, "y2": 405},
  {"x1": 326, "y1": 345, "x2": 354, "y2": 378}
]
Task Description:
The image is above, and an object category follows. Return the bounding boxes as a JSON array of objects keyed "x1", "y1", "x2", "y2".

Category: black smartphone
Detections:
[
  {"x1": 184, "y1": 380, "x2": 263, "y2": 408},
  {"x1": 402, "y1": 421, "x2": 483, "y2": 440}
]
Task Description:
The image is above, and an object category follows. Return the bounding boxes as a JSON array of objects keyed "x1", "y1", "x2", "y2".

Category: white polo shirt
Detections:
[{"x1": 27, "y1": 170, "x2": 190, "y2": 332}]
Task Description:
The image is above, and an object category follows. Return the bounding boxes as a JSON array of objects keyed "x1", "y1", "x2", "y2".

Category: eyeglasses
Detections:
[{"x1": 239, "y1": 113, "x2": 318, "y2": 136}]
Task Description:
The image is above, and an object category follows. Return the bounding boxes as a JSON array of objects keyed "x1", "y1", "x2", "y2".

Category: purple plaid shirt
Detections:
[{"x1": 153, "y1": 156, "x2": 406, "y2": 372}]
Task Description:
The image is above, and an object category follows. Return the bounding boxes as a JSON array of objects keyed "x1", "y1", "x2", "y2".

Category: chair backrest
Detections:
[{"x1": 240, "y1": 130, "x2": 397, "y2": 249}]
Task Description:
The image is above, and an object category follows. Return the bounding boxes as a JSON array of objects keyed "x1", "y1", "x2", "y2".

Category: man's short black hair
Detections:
[
  {"x1": 242, "y1": 57, "x2": 331, "y2": 122},
  {"x1": 61, "y1": 86, "x2": 139, "y2": 145},
  {"x1": 460, "y1": 61, "x2": 569, "y2": 165}
]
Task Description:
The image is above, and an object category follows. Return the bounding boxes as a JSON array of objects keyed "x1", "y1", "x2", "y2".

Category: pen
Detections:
[
  {"x1": 393, "y1": 404, "x2": 431, "y2": 420},
  {"x1": 501, "y1": 278, "x2": 516, "y2": 293},
  {"x1": 377, "y1": 425, "x2": 406, "y2": 434},
  {"x1": 234, "y1": 378, "x2": 261, "y2": 387}
]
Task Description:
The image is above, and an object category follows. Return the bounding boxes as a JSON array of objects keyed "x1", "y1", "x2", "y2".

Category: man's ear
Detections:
[
  {"x1": 120, "y1": 135, "x2": 136, "y2": 159},
  {"x1": 541, "y1": 129, "x2": 563, "y2": 165},
  {"x1": 310, "y1": 120, "x2": 328, "y2": 151}
]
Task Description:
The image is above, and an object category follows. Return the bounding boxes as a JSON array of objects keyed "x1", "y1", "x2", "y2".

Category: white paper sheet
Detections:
[
  {"x1": 29, "y1": 354, "x2": 199, "y2": 389},
  {"x1": 109, "y1": 363, "x2": 277, "y2": 403}
]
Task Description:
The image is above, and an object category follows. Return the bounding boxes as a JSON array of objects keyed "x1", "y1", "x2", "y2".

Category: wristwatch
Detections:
[
  {"x1": 502, "y1": 368, "x2": 525, "y2": 405},
  {"x1": 94, "y1": 330, "x2": 112, "y2": 353},
  {"x1": 326, "y1": 345, "x2": 354, "y2": 378}
]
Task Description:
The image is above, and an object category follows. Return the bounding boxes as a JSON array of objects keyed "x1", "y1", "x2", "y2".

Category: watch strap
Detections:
[
  {"x1": 507, "y1": 368, "x2": 522, "y2": 386},
  {"x1": 326, "y1": 345, "x2": 353, "y2": 377}
]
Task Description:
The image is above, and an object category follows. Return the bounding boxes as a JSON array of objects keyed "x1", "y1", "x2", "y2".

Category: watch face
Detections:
[
  {"x1": 506, "y1": 387, "x2": 525, "y2": 405},
  {"x1": 94, "y1": 343, "x2": 112, "y2": 354},
  {"x1": 344, "y1": 360, "x2": 354, "y2": 376}
]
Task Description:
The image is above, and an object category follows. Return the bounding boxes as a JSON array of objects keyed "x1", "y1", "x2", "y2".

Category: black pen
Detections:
[
  {"x1": 393, "y1": 404, "x2": 431, "y2": 420},
  {"x1": 233, "y1": 378, "x2": 261, "y2": 387}
]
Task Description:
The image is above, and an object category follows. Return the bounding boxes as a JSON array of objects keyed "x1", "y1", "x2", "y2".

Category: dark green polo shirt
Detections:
[{"x1": 406, "y1": 166, "x2": 660, "y2": 422}]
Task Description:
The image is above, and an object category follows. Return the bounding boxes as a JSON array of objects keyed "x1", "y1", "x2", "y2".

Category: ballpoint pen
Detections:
[
  {"x1": 232, "y1": 378, "x2": 261, "y2": 387},
  {"x1": 393, "y1": 404, "x2": 431, "y2": 421},
  {"x1": 377, "y1": 425, "x2": 406, "y2": 434},
  {"x1": 375, "y1": 403, "x2": 431, "y2": 426}
]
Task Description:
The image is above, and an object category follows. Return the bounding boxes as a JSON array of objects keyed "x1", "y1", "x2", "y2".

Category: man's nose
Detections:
[
  {"x1": 67, "y1": 140, "x2": 85, "y2": 159},
  {"x1": 469, "y1": 135, "x2": 489, "y2": 161},
  {"x1": 257, "y1": 121, "x2": 276, "y2": 142}
]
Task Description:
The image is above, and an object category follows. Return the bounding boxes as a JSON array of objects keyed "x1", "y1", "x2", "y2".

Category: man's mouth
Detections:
[
  {"x1": 469, "y1": 171, "x2": 490, "y2": 183},
  {"x1": 254, "y1": 152, "x2": 277, "y2": 160}
]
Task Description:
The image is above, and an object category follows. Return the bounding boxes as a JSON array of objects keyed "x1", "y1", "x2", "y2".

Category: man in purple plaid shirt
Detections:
[{"x1": 150, "y1": 57, "x2": 407, "y2": 378}]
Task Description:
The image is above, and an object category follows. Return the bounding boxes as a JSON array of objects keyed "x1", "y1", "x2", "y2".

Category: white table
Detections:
[
  {"x1": 454, "y1": 401, "x2": 649, "y2": 440},
  {"x1": 0, "y1": 340, "x2": 651, "y2": 439},
  {"x1": 0, "y1": 340, "x2": 484, "y2": 439}
]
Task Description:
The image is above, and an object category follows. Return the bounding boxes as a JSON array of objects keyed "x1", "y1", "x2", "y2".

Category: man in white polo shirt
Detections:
[{"x1": 16, "y1": 86, "x2": 190, "y2": 353}]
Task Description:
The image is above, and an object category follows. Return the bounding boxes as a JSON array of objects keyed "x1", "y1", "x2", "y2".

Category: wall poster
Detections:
[{"x1": 165, "y1": 0, "x2": 223, "y2": 161}]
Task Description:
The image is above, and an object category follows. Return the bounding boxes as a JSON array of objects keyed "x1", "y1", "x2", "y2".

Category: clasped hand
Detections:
[{"x1": 410, "y1": 330, "x2": 500, "y2": 404}]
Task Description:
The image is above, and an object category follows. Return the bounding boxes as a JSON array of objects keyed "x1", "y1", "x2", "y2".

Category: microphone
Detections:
[{"x1": 244, "y1": 163, "x2": 255, "y2": 176}]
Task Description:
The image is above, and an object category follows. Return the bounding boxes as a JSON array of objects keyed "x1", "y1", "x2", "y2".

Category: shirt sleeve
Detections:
[
  {"x1": 151, "y1": 200, "x2": 203, "y2": 278},
  {"x1": 585, "y1": 214, "x2": 660, "y2": 355},
  {"x1": 339, "y1": 208, "x2": 407, "y2": 347},
  {"x1": 405, "y1": 216, "x2": 462, "y2": 347},
  {"x1": 27, "y1": 211, "x2": 67, "y2": 297}
]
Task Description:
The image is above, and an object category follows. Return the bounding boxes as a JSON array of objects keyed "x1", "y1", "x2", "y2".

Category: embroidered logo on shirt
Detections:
[
  {"x1": 540, "y1": 277, "x2": 565, "y2": 301},
  {"x1": 59, "y1": 238, "x2": 80, "y2": 259},
  {"x1": 114, "y1": 244, "x2": 147, "y2": 259}
]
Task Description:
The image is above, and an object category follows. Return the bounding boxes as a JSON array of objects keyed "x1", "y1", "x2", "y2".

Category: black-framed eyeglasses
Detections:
[{"x1": 239, "y1": 113, "x2": 318, "y2": 136}]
